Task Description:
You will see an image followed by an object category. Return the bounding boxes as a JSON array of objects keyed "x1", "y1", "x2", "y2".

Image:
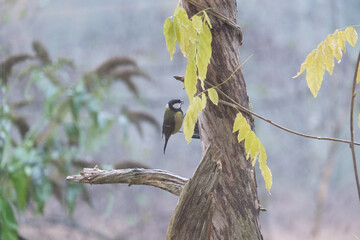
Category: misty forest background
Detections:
[{"x1": 1, "y1": 0, "x2": 360, "y2": 239}]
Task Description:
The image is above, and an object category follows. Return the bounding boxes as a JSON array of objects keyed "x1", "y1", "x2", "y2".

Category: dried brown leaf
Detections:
[
  {"x1": 94, "y1": 56, "x2": 137, "y2": 77},
  {"x1": 0, "y1": 54, "x2": 32, "y2": 84},
  {"x1": 122, "y1": 106, "x2": 160, "y2": 136},
  {"x1": 32, "y1": 40, "x2": 52, "y2": 64},
  {"x1": 10, "y1": 113, "x2": 29, "y2": 138}
]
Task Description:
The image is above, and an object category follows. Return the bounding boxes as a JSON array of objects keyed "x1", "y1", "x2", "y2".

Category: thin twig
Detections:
[
  {"x1": 349, "y1": 50, "x2": 360, "y2": 200},
  {"x1": 203, "y1": 78, "x2": 360, "y2": 147},
  {"x1": 218, "y1": 99, "x2": 360, "y2": 147}
]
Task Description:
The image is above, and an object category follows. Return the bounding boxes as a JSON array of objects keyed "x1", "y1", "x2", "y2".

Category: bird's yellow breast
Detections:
[{"x1": 173, "y1": 111, "x2": 184, "y2": 134}]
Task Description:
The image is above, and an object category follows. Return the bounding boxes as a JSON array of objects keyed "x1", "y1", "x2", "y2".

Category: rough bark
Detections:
[
  {"x1": 167, "y1": 144, "x2": 222, "y2": 239},
  {"x1": 168, "y1": 0, "x2": 263, "y2": 239}
]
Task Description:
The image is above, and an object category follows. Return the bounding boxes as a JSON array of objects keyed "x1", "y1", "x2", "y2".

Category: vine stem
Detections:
[
  {"x1": 218, "y1": 98, "x2": 360, "y2": 147},
  {"x1": 349, "y1": 49, "x2": 360, "y2": 200},
  {"x1": 204, "y1": 79, "x2": 360, "y2": 147}
]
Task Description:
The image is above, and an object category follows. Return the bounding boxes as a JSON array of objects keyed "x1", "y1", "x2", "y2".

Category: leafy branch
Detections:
[
  {"x1": 164, "y1": 3, "x2": 360, "y2": 196},
  {"x1": 0, "y1": 40, "x2": 158, "y2": 239}
]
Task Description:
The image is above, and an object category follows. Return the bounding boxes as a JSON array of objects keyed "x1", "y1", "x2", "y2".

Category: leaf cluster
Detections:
[
  {"x1": 233, "y1": 113, "x2": 272, "y2": 191},
  {"x1": 293, "y1": 27, "x2": 358, "y2": 97},
  {"x1": 163, "y1": 5, "x2": 273, "y2": 192},
  {"x1": 0, "y1": 41, "x2": 156, "y2": 239}
]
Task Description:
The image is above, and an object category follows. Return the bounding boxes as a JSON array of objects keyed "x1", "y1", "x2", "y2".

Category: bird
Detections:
[{"x1": 162, "y1": 99, "x2": 184, "y2": 154}]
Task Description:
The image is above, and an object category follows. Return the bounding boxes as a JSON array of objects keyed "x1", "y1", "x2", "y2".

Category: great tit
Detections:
[{"x1": 162, "y1": 99, "x2": 184, "y2": 153}]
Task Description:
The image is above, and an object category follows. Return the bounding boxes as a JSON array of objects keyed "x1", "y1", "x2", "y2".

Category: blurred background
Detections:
[{"x1": 0, "y1": 0, "x2": 360, "y2": 239}]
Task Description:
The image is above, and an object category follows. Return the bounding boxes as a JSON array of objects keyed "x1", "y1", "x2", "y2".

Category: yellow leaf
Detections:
[
  {"x1": 233, "y1": 111, "x2": 272, "y2": 192},
  {"x1": 306, "y1": 48, "x2": 325, "y2": 98},
  {"x1": 232, "y1": 113, "x2": 242, "y2": 133},
  {"x1": 259, "y1": 145, "x2": 272, "y2": 192},
  {"x1": 174, "y1": 6, "x2": 189, "y2": 26},
  {"x1": 323, "y1": 39, "x2": 334, "y2": 75},
  {"x1": 294, "y1": 27, "x2": 358, "y2": 97},
  {"x1": 203, "y1": 11, "x2": 212, "y2": 28},
  {"x1": 236, "y1": 116, "x2": 251, "y2": 143},
  {"x1": 196, "y1": 22, "x2": 212, "y2": 85},
  {"x1": 335, "y1": 30, "x2": 346, "y2": 53},
  {"x1": 174, "y1": 7, "x2": 197, "y2": 59},
  {"x1": 244, "y1": 131, "x2": 257, "y2": 159},
  {"x1": 293, "y1": 50, "x2": 315, "y2": 78},
  {"x1": 345, "y1": 27, "x2": 358, "y2": 47},
  {"x1": 192, "y1": 15, "x2": 202, "y2": 34},
  {"x1": 183, "y1": 101, "x2": 198, "y2": 143},
  {"x1": 164, "y1": 17, "x2": 177, "y2": 60},
  {"x1": 249, "y1": 136, "x2": 260, "y2": 161},
  {"x1": 328, "y1": 33, "x2": 343, "y2": 62},
  {"x1": 208, "y1": 88, "x2": 218, "y2": 105},
  {"x1": 245, "y1": 131, "x2": 256, "y2": 157},
  {"x1": 193, "y1": 95, "x2": 202, "y2": 113},
  {"x1": 201, "y1": 93, "x2": 207, "y2": 110},
  {"x1": 184, "y1": 58, "x2": 197, "y2": 103},
  {"x1": 262, "y1": 165, "x2": 273, "y2": 192}
]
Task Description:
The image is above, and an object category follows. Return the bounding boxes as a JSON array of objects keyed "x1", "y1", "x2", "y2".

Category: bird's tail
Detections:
[{"x1": 163, "y1": 137, "x2": 169, "y2": 154}]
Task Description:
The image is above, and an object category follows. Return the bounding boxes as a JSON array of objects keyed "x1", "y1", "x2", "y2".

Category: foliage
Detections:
[
  {"x1": 0, "y1": 41, "x2": 156, "y2": 238},
  {"x1": 164, "y1": 4, "x2": 272, "y2": 192},
  {"x1": 293, "y1": 27, "x2": 358, "y2": 97},
  {"x1": 164, "y1": 3, "x2": 212, "y2": 102},
  {"x1": 233, "y1": 113, "x2": 272, "y2": 191}
]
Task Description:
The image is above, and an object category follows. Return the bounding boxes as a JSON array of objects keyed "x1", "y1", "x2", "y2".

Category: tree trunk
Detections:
[{"x1": 167, "y1": 0, "x2": 263, "y2": 239}]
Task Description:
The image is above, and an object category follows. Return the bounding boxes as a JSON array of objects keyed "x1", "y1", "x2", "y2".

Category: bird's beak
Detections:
[{"x1": 180, "y1": 100, "x2": 184, "y2": 105}]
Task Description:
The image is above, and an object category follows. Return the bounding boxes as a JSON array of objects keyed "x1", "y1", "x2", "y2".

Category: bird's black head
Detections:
[{"x1": 168, "y1": 99, "x2": 183, "y2": 112}]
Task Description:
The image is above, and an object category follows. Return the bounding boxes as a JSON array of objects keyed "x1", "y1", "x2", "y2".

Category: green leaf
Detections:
[
  {"x1": 0, "y1": 197, "x2": 18, "y2": 240},
  {"x1": 32, "y1": 167, "x2": 52, "y2": 213},
  {"x1": 164, "y1": 17, "x2": 177, "y2": 60},
  {"x1": 208, "y1": 88, "x2": 218, "y2": 105},
  {"x1": 10, "y1": 168, "x2": 29, "y2": 211},
  {"x1": 66, "y1": 182, "x2": 83, "y2": 216}
]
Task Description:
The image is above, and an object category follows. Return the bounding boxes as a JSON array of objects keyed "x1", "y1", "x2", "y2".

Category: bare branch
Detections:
[
  {"x1": 66, "y1": 166, "x2": 188, "y2": 196},
  {"x1": 349, "y1": 50, "x2": 360, "y2": 200}
]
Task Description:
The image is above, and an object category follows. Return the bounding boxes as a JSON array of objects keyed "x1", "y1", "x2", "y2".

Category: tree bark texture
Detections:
[
  {"x1": 67, "y1": 167, "x2": 187, "y2": 196},
  {"x1": 168, "y1": 1, "x2": 263, "y2": 239}
]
